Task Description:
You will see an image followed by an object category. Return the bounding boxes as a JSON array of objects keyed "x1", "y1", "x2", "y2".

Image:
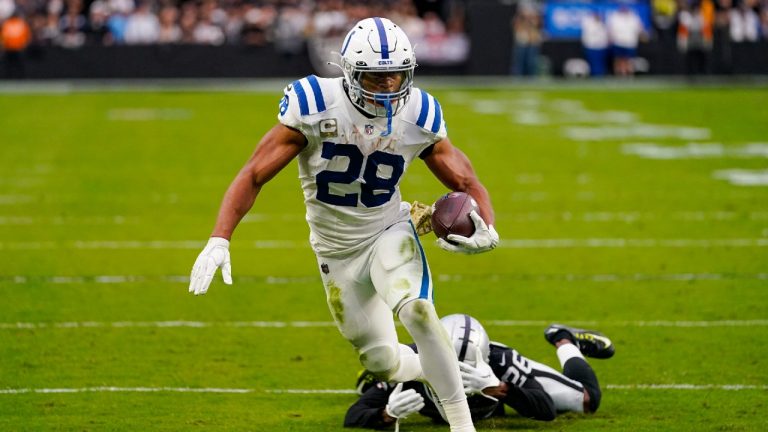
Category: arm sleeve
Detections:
[
  {"x1": 343, "y1": 383, "x2": 393, "y2": 429},
  {"x1": 489, "y1": 345, "x2": 556, "y2": 421},
  {"x1": 502, "y1": 378, "x2": 557, "y2": 421}
]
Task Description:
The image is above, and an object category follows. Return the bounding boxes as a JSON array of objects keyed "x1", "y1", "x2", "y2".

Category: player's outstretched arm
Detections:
[
  {"x1": 189, "y1": 124, "x2": 306, "y2": 295},
  {"x1": 423, "y1": 138, "x2": 499, "y2": 254}
]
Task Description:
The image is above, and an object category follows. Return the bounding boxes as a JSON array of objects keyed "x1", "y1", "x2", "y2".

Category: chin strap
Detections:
[
  {"x1": 371, "y1": 94, "x2": 394, "y2": 137},
  {"x1": 381, "y1": 98, "x2": 393, "y2": 137}
]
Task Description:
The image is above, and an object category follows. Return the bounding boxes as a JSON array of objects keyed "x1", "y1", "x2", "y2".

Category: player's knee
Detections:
[
  {"x1": 358, "y1": 344, "x2": 398, "y2": 378},
  {"x1": 586, "y1": 387, "x2": 602, "y2": 413},
  {"x1": 398, "y1": 299, "x2": 438, "y2": 332},
  {"x1": 563, "y1": 358, "x2": 602, "y2": 413}
]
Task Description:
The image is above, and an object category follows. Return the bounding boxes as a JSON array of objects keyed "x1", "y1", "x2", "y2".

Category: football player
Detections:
[
  {"x1": 345, "y1": 316, "x2": 615, "y2": 428},
  {"x1": 188, "y1": 17, "x2": 498, "y2": 432}
]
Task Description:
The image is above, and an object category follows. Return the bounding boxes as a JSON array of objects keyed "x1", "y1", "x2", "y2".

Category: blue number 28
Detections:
[{"x1": 315, "y1": 142, "x2": 405, "y2": 208}]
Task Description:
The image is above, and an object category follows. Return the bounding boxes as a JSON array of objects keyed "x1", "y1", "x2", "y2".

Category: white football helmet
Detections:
[
  {"x1": 337, "y1": 17, "x2": 416, "y2": 119},
  {"x1": 441, "y1": 314, "x2": 491, "y2": 367}
]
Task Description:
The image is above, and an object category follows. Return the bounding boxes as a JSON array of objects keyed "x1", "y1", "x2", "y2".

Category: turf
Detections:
[{"x1": 1, "y1": 83, "x2": 767, "y2": 431}]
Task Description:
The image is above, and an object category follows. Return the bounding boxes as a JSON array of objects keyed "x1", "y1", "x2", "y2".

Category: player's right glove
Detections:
[
  {"x1": 437, "y1": 210, "x2": 499, "y2": 254},
  {"x1": 385, "y1": 383, "x2": 425, "y2": 419},
  {"x1": 188, "y1": 237, "x2": 232, "y2": 296}
]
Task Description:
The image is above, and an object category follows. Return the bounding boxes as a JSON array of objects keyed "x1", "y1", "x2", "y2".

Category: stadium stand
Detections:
[{"x1": 0, "y1": 0, "x2": 767, "y2": 78}]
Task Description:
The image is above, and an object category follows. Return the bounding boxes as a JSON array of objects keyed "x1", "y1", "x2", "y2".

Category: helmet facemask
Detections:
[{"x1": 341, "y1": 58, "x2": 415, "y2": 119}]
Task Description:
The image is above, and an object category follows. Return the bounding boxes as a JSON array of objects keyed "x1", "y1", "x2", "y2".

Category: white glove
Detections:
[
  {"x1": 385, "y1": 383, "x2": 425, "y2": 419},
  {"x1": 188, "y1": 237, "x2": 232, "y2": 296},
  {"x1": 459, "y1": 347, "x2": 501, "y2": 401},
  {"x1": 437, "y1": 210, "x2": 499, "y2": 254}
]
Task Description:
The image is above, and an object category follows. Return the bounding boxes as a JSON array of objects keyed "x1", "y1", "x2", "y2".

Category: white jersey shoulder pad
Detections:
[
  {"x1": 402, "y1": 87, "x2": 447, "y2": 139},
  {"x1": 277, "y1": 75, "x2": 340, "y2": 131}
]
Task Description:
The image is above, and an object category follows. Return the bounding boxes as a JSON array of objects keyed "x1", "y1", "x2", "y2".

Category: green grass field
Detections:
[{"x1": 1, "y1": 82, "x2": 767, "y2": 431}]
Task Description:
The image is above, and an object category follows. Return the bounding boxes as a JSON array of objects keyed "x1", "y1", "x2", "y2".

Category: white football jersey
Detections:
[{"x1": 277, "y1": 75, "x2": 446, "y2": 257}]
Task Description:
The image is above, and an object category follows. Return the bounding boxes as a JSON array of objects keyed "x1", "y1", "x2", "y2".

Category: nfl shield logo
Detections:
[{"x1": 365, "y1": 124, "x2": 374, "y2": 135}]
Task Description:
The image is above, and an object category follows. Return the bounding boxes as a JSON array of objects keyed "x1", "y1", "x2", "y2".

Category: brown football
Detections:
[{"x1": 431, "y1": 192, "x2": 478, "y2": 241}]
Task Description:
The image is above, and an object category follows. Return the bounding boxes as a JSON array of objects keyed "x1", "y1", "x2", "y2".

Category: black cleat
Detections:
[{"x1": 545, "y1": 324, "x2": 615, "y2": 359}]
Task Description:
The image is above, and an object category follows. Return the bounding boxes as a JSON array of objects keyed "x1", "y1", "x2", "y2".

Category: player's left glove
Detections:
[
  {"x1": 437, "y1": 210, "x2": 499, "y2": 254},
  {"x1": 385, "y1": 383, "x2": 425, "y2": 419},
  {"x1": 459, "y1": 347, "x2": 501, "y2": 401},
  {"x1": 189, "y1": 237, "x2": 232, "y2": 296}
]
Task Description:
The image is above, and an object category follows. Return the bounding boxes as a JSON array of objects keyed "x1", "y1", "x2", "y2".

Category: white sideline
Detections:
[
  {"x1": 1, "y1": 385, "x2": 765, "y2": 395},
  {"x1": 1, "y1": 238, "x2": 768, "y2": 250},
  {"x1": 2, "y1": 319, "x2": 767, "y2": 330}
]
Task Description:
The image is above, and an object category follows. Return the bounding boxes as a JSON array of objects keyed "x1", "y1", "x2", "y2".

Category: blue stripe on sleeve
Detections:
[
  {"x1": 373, "y1": 17, "x2": 389, "y2": 59},
  {"x1": 430, "y1": 97, "x2": 442, "y2": 133},
  {"x1": 416, "y1": 89, "x2": 429, "y2": 128},
  {"x1": 307, "y1": 75, "x2": 326, "y2": 113},
  {"x1": 293, "y1": 80, "x2": 309, "y2": 116}
]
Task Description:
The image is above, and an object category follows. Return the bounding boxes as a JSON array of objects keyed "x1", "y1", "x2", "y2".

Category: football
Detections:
[{"x1": 431, "y1": 192, "x2": 478, "y2": 241}]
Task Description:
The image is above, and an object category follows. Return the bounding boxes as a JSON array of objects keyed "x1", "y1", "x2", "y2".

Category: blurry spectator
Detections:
[
  {"x1": 193, "y1": 1, "x2": 225, "y2": 45},
  {"x1": 761, "y1": 7, "x2": 768, "y2": 40},
  {"x1": 58, "y1": 0, "x2": 86, "y2": 48},
  {"x1": 47, "y1": 0, "x2": 63, "y2": 16},
  {"x1": 581, "y1": 11, "x2": 609, "y2": 77},
  {"x1": 157, "y1": 5, "x2": 181, "y2": 44},
  {"x1": 240, "y1": 3, "x2": 276, "y2": 46},
  {"x1": 125, "y1": 2, "x2": 160, "y2": 44},
  {"x1": 391, "y1": 0, "x2": 424, "y2": 41},
  {"x1": 729, "y1": 0, "x2": 759, "y2": 41},
  {"x1": 108, "y1": 0, "x2": 134, "y2": 15},
  {"x1": 272, "y1": 3, "x2": 309, "y2": 55},
  {"x1": 224, "y1": 3, "x2": 244, "y2": 44},
  {"x1": 38, "y1": 13, "x2": 61, "y2": 45},
  {"x1": 652, "y1": 0, "x2": 678, "y2": 40},
  {"x1": 678, "y1": 0, "x2": 715, "y2": 75},
  {"x1": 106, "y1": 8, "x2": 129, "y2": 44},
  {"x1": 1, "y1": 11, "x2": 32, "y2": 78},
  {"x1": 310, "y1": 0, "x2": 347, "y2": 38},
  {"x1": 0, "y1": 0, "x2": 14, "y2": 21},
  {"x1": 178, "y1": 2, "x2": 197, "y2": 43},
  {"x1": 511, "y1": 1, "x2": 542, "y2": 76},
  {"x1": 606, "y1": 6, "x2": 646, "y2": 76},
  {"x1": 714, "y1": 0, "x2": 733, "y2": 73},
  {"x1": 85, "y1": 0, "x2": 111, "y2": 45},
  {"x1": 443, "y1": 8, "x2": 470, "y2": 64}
]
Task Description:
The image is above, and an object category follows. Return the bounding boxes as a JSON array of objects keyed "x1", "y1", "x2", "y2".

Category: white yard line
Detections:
[
  {"x1": 1, "y1": 238, "x2": 767, "y2": 250},
  {"x1": 0, "y1": 385, "x2": 764, "y2": 395},
  {"x1": 0, "y1": 387, "x2": 253, "y2": 394},
  {"x1": 2, "y1": 272, "x2": 766, "y2": 286},
  {"x1": 2, "y1": 320, "x2": 766, "y2": 330},
  {"x1": 2, "y1": 211, "x2": 766, "y2": 226}
]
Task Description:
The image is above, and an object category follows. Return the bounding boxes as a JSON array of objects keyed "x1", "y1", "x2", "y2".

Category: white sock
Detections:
[
  {"x1": 387, "y1": 344, "x2": 424, "y2": 383},
  {"x1": 398, "y1": 300, "x2": 474, "y2": 430},
  {"x1": 442, "y1": 398, "x2": 476, "y2": 432},
  {"x1": 556, "y1": 343, "x2": 585, "y2": 368}
]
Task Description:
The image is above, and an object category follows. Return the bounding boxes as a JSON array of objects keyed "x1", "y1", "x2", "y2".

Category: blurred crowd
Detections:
[
  {"x1": 509, "y1": 0, "x2": 768, "y2": 77},
  {"x1": 0, "y1": 0, "x2": 467, "y2": 54},
  {"x1": 1, "y1": 0, "x2": 767, "y2": 78}
]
